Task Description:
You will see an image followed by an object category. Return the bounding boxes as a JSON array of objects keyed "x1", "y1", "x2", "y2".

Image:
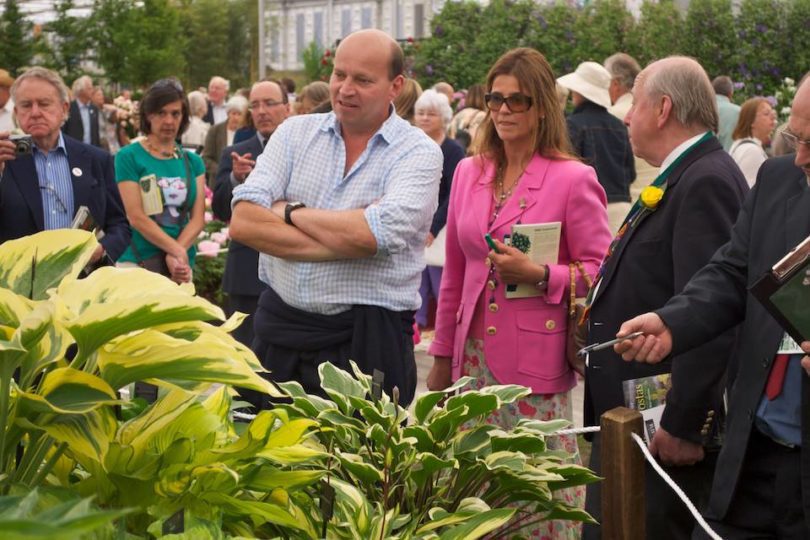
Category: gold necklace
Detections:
[{"x1": 144, "y1": 137, "x2": 178, "y2": 159}]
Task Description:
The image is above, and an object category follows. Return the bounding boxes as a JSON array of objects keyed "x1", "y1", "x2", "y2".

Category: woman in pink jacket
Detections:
[{"x1": 427, "y1": 48, "x2": 612, "y2": 538}]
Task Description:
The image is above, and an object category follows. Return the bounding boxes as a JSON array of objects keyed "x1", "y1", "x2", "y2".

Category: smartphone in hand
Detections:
[{"x1": 484, "y1": 233, "x2": 500, "y2": 253}]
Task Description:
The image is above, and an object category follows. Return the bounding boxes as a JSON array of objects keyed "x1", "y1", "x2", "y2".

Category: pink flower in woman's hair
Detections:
[{"x1": 197, "y1": 240, "x2": 221, "y2": 257}]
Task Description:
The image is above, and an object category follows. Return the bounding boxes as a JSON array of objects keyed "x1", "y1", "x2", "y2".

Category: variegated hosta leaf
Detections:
[
  {"x1": 16, "y1": 368, "x2": 118, "y2": 415},
  {"x1": 25, "y1": 407, "x2": 117, "y2": 464},
  {"x1": 152, "y1": 317, "x2": 264, "y2": 372},
  {"x1": 0, "y1": 230, "x2": 97, "y2": 300},
  {"x1": 97, "y1": 329, "x2": 280, "y2": 396},
  {"x1": 15, "y1": 303, "x2": 73, "y2": 387},
  {"x1": 0, "y1": 288, "x2": 35, "y2": 328},
  {"x1": 55, "y1": 266, "x2": 225, "y2": 359}
]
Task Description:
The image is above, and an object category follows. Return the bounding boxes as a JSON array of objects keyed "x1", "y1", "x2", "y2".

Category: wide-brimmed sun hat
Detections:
[
  {"x1": 0, "y1": 69, "x2": 14, "y2": 88},
  {"x1": 557, "y1": 61, "x2": 612, "y2": 109}
]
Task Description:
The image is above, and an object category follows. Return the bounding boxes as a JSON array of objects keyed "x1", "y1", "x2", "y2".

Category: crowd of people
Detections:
[{"x1": 0, "y1": 28, "x2": 809, "y2": 538}]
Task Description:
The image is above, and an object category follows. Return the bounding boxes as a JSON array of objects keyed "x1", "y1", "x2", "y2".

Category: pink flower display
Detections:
[{"x1": 197, "y1": 240, "x2": 221, "y2": 258}]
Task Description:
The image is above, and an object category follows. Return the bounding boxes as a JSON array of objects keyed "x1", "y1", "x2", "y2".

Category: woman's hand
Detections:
[
  {"x1": 166, "y1": 253, "x2": 191, "y2": 284},
  {"x1": 427, "y1": 356, "x2": 453, "y2": 391},
  {"x1": 489, "y1": 239, "x2": 545, "y2": 285}
]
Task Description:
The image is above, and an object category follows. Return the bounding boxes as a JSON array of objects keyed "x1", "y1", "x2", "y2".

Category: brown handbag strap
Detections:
[{"x1": 568, "y1": 261, "x2": 593, "y2": 318}]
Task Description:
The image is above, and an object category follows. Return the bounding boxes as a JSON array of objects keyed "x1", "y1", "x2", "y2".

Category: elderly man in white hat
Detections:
[{"x1": 558, "y1": 61, "x2": 635, "y2": 233}]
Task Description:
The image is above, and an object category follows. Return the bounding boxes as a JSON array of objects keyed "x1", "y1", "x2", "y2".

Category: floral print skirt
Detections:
[{"x1": 460, "y1": 338, "x2": 585, "y2": 540}]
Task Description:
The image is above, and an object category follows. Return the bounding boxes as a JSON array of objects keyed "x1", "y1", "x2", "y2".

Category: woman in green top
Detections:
[{"x1": 115, "y1": 79, "x2": 206, "y2": 283}]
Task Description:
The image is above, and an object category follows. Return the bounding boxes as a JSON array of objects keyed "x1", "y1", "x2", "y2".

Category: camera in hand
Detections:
[{"x1": 10, "y1": 135, "x2": 33, "y2": 156}]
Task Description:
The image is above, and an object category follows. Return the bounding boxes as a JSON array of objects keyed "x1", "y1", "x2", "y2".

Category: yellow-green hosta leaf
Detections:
[
  {"x1": 201, "y1": 492, "x2": 305, "y2": 531},
  {"x1": 0, "y1": 230, "x2": 97, "y2": 300},
  {"x1": 256, "y1": 444, "x2": 329, "y2": 464},
  {"x1": 27, "y1": 408, "x2": 117, "y2": 463},
  {"x1": 436, "y1": 508, "x2": 515, "y2": 540},
  {"x1": 117, "y1": 389, "x2": 198, "y2": 449},
  {"x1": 244, "y1": 468, "x2": 325, "y2": 491},
  {"x1": 189, "y1": 463, "x2": 240, "y2": 495},
  {"x1": 16, "y1": 368, "x2": 117, "y2": 414},
  {"x1": 154, "y1": 318, "x2": 264, "y2": 372},
  {"x1": 0, "y1": 289, "x2": 34, "y2": 327},
  {"x1": 98, "y1": 330, "x2": 279, "y2": 396},
  {"x1": 56, "y1": 269, "x2": 224, "y2": 360}
]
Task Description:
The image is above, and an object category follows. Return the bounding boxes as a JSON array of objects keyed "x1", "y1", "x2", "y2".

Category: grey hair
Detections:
[
  {"x1": 605, "y1": 53, "x2": 641, "y2": 92},
  {"x1": 711, "y1": 76, "x2": 733, "y2": 97},
  {"x1": 415, "y1": 89, "x2": 453, "y2": 126},
  {"x1": 225, "y1": 94, "x2": 248, "y2": 114},
  {"x1": 209, "y1": 76, "x2": 230, "y2": 91},
  {"x1": 11, "y1": 67, "x2": 71, "y2": 106},
  {"x1": 71, "y1": 75, "x2": 93, "y2": 96},
  {"x1": 641, "y1": 56, "x2": 718, "y2": 132},
  {"x1": 187, "y1": 90, "x2": 208, "y2": 118}
]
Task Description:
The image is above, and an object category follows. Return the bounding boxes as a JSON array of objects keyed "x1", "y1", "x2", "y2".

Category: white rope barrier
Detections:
[
  {"x1": 554, "y1": 425, "x2": 601, "y2": 436},
  {"x1": 228, "y1": 412, "x2": 721, "y2": 539},
  {"x1": 629, "y1": 432, "x2": 723, "y2": 540}
]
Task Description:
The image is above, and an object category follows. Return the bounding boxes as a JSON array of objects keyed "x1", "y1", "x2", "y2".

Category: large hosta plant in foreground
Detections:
[
  {"x1": 0, "y1": 230, "x2": 325, "y2": 537},
  {"x1": 0, "y1": 230, "x2": 599, "y2": 538}
]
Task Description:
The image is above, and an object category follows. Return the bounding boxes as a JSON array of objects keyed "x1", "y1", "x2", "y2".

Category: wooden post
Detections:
[{"x1": 600, "y1": 407, "x2": 645, "y2": 540}]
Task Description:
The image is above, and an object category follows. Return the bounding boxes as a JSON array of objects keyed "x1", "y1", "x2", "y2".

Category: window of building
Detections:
[
  {"x1": 414, "y1": 4, "x2": 424, "y2": 39},
  {"x1": 341, "y1": 8, "x2": 352, "y2": 37},
  {"x1": 361, "y1": 6, "x2": 373, "y2": 28},
  {"x1": 296, "y1": 13, "x2": 305, "y2": 61},
  {"x1": 314, "y1": 11, "x2": 324, "y2": 47}
]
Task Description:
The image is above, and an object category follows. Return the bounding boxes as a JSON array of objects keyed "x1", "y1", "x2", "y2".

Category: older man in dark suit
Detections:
[
  {"x1": 617, "y1": 73, "x2": 810, "y2": 539},
  {"x1": 62, "y1": 75, "x2": 101, "y2": 148},
  {"x1": 582, "y1": 57, "x2": 749, "y2": 539},
  {"x1": 0, "y1": 67, "x2": 129, "y2": 263},
  {"x1": 212, "y1": 80, "x2": 289, "y2": 348}
]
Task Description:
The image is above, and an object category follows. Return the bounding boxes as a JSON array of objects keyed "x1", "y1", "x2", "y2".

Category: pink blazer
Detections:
[{"x1": 428, "y1": 153, "x2": 612, "y2": 394}]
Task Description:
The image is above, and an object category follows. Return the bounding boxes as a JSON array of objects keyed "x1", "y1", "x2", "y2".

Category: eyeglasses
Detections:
[
  {"x1": 780, "y1": 129, "x2": 810, "y2": 149},
  {"x1": 39, "y1": 184, "x2": 69, "y2": 214},
  {"x1": 484, "y1": 92, "x2": 533, "y2": 113},
  {"x1": 249, "y1": 99, "x2": 284, "y2": 111}
]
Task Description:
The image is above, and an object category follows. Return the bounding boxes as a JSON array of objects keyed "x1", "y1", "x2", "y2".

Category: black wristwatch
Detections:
[{"x1": 284, "y1": 201, "x2": 306, "y2": 225}]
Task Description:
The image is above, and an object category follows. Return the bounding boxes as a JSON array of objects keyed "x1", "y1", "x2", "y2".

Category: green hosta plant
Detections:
[
  {"x1": 0, "y1": 230, "x2": 327, "y2": 536},
  {"x1": 276, "y1": 362, "x2": 600, "y2": 539}
]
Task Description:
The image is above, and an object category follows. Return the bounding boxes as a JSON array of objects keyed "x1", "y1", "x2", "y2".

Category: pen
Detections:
[{"x1": 577, "y1": 331, "x2": 645, "y2": 357}]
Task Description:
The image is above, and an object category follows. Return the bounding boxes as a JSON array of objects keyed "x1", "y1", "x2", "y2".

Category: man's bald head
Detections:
[{"x1": 337, "y1": 29, "x2": 404, "y2": 81}]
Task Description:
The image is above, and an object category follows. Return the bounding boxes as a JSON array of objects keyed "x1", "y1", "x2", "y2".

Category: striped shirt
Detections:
[
  {"x1": 233, "y1": 109, "x2": 443, "y2": 315},
  {"x1": 33, "y1": 132, "x2": 74, "y2": 230}
]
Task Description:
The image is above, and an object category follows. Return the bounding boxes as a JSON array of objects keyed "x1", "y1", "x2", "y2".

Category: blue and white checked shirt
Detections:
[
  {"x1": 233, "y1": 109, "x2": 443, "y2": 315},
  {"x1": 33, "y1": 132, "x2": 74, "y2": 230}
]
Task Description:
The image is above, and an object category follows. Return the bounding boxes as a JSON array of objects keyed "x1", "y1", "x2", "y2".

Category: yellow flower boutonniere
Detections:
[{"x1": 640, "y1": 186, "x2": 665, "y2": 210}]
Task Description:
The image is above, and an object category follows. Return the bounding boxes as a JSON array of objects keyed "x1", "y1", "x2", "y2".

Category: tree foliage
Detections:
[
  {"x1": 574, "y1": 0, "x2": 634, "y2": 64},
  {"x1": 682, "y1": 0, "x2": 737, "y2": 80},
  {"x1": 734, "y1": 0, "x2": 789, "y2": 97},
  {"x1": 0, "y1": 0, "x2": 35, "y2": 75},
  {"x1": 40, "y1": 0, "x2": 91, "y2": 84},
  {"x1": 626, "y1": 0, "x2": 684, "y2": 66}
]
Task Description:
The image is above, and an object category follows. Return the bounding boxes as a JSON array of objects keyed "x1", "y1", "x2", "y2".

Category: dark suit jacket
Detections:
[
  {"x1": 212, "y1": 134, "x2": 267, "y2": 297},
  {"x1": 202, "y1": 101, "x2": 217, "y2": 125},
  {"x1": 0, "y1": 135, "x2": 130, "y2": 260},
  {"x1": 62, "y1": 100, "x2": 101, "y2": 148},
  {"x1": 658, "y1": 155, "x2": 810, "y2": 527},
  {"x1": 585, "y1": 135, "x2": 748, "y2": 445},
  {"x1": 202, "y1": 121, "x2": 228, "y2": 185}
]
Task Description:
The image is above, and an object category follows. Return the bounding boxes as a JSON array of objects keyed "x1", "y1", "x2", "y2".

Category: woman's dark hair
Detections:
[{"x1": 139, "y1": 78, "x2": 190, "y2": 136}]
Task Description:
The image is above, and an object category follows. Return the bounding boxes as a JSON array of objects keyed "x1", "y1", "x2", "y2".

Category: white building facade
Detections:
[{"x1": 265, "y1": 0, "x2": 448, "y2": 71}]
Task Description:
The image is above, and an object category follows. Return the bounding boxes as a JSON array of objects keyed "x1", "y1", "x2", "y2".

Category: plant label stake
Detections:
[
  {"x1": 162, "y1": 509, "x2": 184, "y2": 534},
  {"x1": 372, "y1": 369, "x2": 385, "y2": 401},
  {"x1": 320, "y1": 480, "x2": 336, "y2": 537}
]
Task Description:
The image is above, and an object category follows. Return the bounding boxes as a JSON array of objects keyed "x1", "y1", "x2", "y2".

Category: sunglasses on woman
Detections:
[{"x1": 484, "y1": 92, "x2": 533, "y2": 113}]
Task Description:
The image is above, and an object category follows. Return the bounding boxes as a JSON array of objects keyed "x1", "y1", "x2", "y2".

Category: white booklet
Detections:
[{"x1": 505, "y1": 221, "x2": 561, "y2": 299}]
